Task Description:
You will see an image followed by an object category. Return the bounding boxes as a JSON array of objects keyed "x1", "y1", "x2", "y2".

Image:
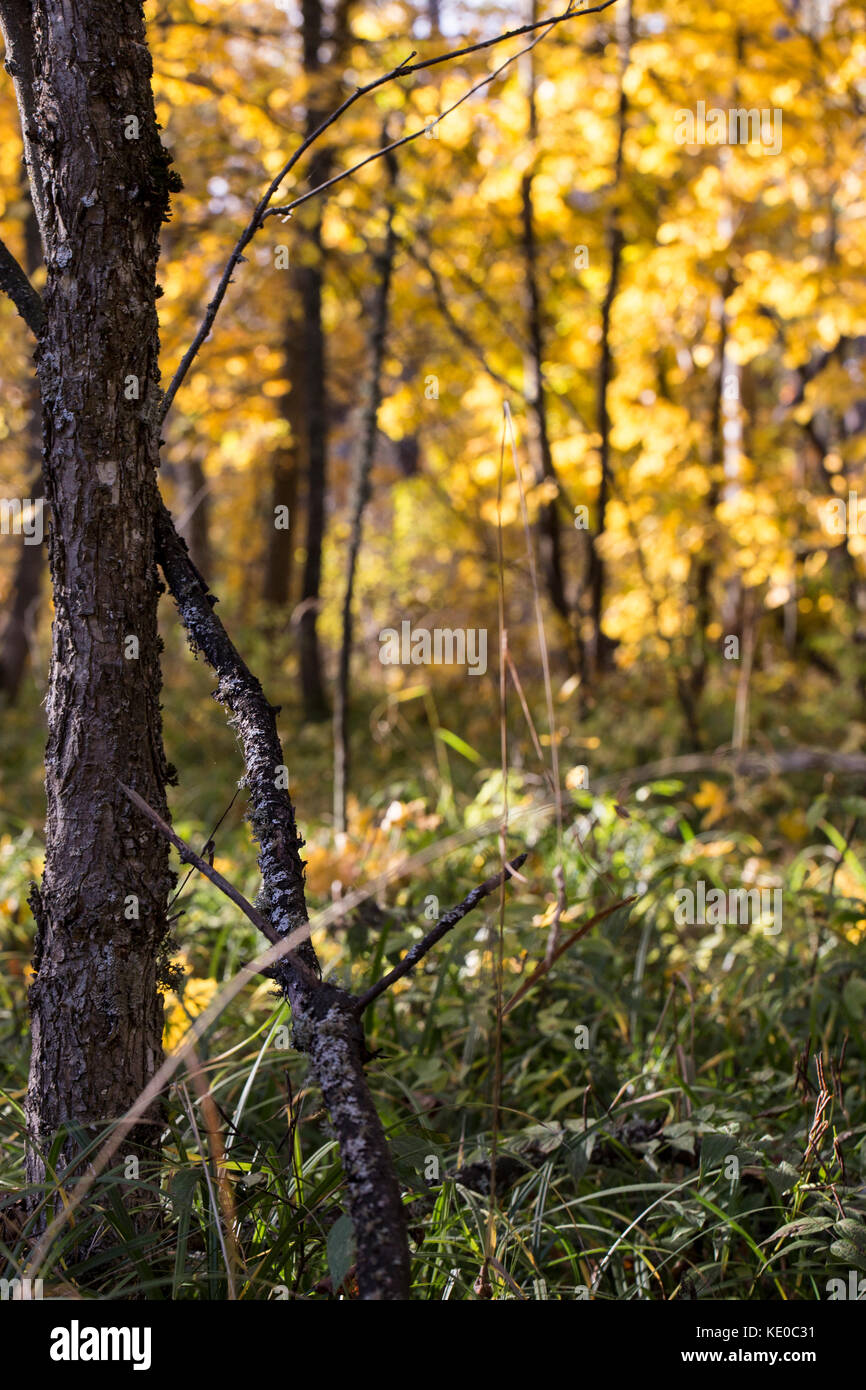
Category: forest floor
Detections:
[{"x1": 2, "y1": 633, "x2": 865, "y2": 1300}]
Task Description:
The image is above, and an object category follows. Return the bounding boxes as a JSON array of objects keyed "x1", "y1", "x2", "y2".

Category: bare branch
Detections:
[
  {"x1": 0, "y1": 235, "x2": 44, "y2": 335},
  {"x1": 356, "y1": 853, "x2": 528, "y2": 1015},
  {"x1": 502, "y1": 894, "x2": 636, "y2": 1017},
  {"x1": 160, "y1": 1, "x2": 619, "y2": 420},
  {"x1": 596, "y1": 748, "x2": 866, "y2": 792},
  {"x1": 119, "y1": 780, "x2": 318, "y2": 986},
  {"x1": 152, "y1": 504, "x2": 320, "y2": 973},
  {"x1": 119, "y1": 779, "x2": 274, "y2": 935},
  {"x1": 263, "y1": 15, "x2": 567, "y2": 222}
]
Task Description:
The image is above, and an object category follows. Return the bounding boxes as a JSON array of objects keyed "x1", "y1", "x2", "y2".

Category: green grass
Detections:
[{"x1": 2, "y1": 646, "x2": 866, "y2": 1299}]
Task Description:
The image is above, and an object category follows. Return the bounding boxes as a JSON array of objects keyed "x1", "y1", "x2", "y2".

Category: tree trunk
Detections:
[
  {"x1": 295, "y1": 0, "x2": 353, "y2": 723},
  {"x1": 176, "y1": 450, "x2": 211, "y2": 580},
  {"x1": 296, "y1": 232, "x2": 331, "y2": 720},
  {"x1": 334, "y1": 146, "x2": 396, "y2": 833},
  {"x1": 586, "y1": 0, "x2": 630, "y2": 677},
  {"x1": 0, "y1": 479, "x2": 42, "y2": 703},
  {"x1": 519, "y1": 2, "x2": 575, "y2": 670},
  {"x1": 0, "y1": 0, "x2": 175, "y2": 1187},
  {"x1": 262, "y1": 326, "x2": 304, "y2": 610}
]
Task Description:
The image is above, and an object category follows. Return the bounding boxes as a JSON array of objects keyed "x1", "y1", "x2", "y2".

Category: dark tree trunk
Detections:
[
  {"x1": 297, "y1": 233, "x2": 331, "y2": 720},
  {"x1": 678, "y1": 268, "x2": 736, "y2": 745},
  {"x1": 295, "y1": 0, "x2": 354, "y2": 723},
  {"x1": 520, "y1": 184, "x2": 569, "y2": 634},
  {"x1": 0, "y1": 478, "x2": 42, "y2": 703},
  {"x1": 587, "y1": 0, "x2": 630, "y2": 678},
  {"x1": 334, "y1": 147, "x2": 396, "y2": 833},
  {"x1": 519, "y1": 3, "x2": 575, "y2": 670},
  {"x1": 0, "y1": 0, "x2": 175, "y2": 1187},
  {"x1": 262, "y1": 327, "x2": 304, "y2": 610},
  {"x1": 588, "y1": 218, "x2": 622, "y2": 674},
  {"x1": 176, "y1": 450, "x2": 211, "y2": 580},
  {"x1": 263, "y1": 444, "x2": 297, "y2": 610}
]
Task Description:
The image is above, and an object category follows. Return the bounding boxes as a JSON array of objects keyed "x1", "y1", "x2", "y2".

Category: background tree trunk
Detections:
[
  {"x1": 586, "y1": 0, "x2": 630, "y2": 677},
  {"x1": 0, "y1": 194, "x2": 43, "y2": 703},
  {"x1": 262, "y1": 326, "x2": 304, "y2": 610},
  {"x1": 0, "y1": 477, "x2": 42, "y2": 703},
  {"x1": 333, "y1": 145, "x2": 396, "y2": 833},
  {"x1": 176, "y1": 450, "x2": 212, "y2": 580},
  {"x1": 0, "y1": 0, "x2": 175, "y2": 1188},
  {"x1": 520, "y1": 1, "x2": 575, "y2": 670},
  {"x1": 295, "y1": 0, "x2": 354, "y2": 722}
]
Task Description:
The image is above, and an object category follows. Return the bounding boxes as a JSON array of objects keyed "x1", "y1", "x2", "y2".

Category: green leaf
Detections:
[
  {"x1": 435, "y1": 727, "x2": 483, "y2": 764},
  {"x1": 327, "y1": 1213, "x2": 356, "y2": 1293},
  {"x1": 829, "y1": 1240, "x2": 866, "y2": 1273},
  {"x1": 699, "y1": 1132, "x2": 736, "y2": 1171},
  {"x1": 834, "y1": 1219, "x2": 866, "y2": 1255},
  {"x1": 763, "y1": 1216, "x2": 834, "y2": 1245},
  {"x1": 169, "y1": 1166, "x2": 201, "y2": 1217},
  {"x1": 806, "y1": 795, "x2": 829, "y2": 830},
  {"x1": 843, "y1": 977, "x2": 866, "y2": 1020},
  {"x1": 549, "y1": 1087, "x2": 583, "y2": 1117}
]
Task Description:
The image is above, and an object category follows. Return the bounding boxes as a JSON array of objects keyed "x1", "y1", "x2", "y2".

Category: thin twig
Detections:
[
  {"x1": 356, "y1": 854, "x2": 528, "y2": 1014},
  {"x1": 264, "y1": 19, "x2": 557, "y2": 223},
  {"x1": 168, "y1": 783, "x2": 241, "y2": 911},
  {"x1": 161, "y1": 2, "x2": 618, "y2": 419},
  {"x1": 119, "y1": 780, "x2": 317, "y2": 985},
  {"x1": 502, "y1": 894, "x2": 636, "y2": 1016}
]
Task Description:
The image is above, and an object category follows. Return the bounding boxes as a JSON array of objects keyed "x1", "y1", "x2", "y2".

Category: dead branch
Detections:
[
  {"x1": 503, "y1": 895, "x2": 636, "y2": 1017},
  {"x1": 596, "y1": 748, "x2": 866, "y2": 793},
  {"x1": 0, "y1": 235, "x2": 43, "y2": 335},
  {"x1": 119, "y1": 781, "x2": 318, "y2": 987},
  {"x1": 357, "y1": 854, "x2": 529, "y2": 1015},
  {"x1": 161, "y1": 2, "x2": 618, "y2": 419}
]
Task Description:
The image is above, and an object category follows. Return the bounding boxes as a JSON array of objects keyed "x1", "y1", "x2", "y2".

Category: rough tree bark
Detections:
[
  {"x1": 0, "y1": 0, "x2": 177, "y2": 1185},
  {"x1": 155, "y1": 502, "x2": 413, "y2": 1297}
]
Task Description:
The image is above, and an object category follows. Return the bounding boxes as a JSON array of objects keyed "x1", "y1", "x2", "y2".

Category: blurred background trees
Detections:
[{"x1": 2, "y1": 0, "x2": 861, "y2": 753}]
